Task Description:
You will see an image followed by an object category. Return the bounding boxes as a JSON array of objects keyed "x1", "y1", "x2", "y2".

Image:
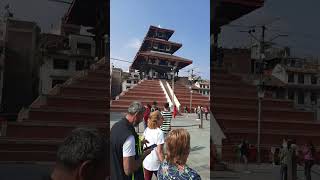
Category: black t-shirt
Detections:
[
  {"x1": 110, "y1": 118, "x2": 144, "y2": 180},
  {"x1": 240, "y1": 143, "x2": 249, "y2": 155}
]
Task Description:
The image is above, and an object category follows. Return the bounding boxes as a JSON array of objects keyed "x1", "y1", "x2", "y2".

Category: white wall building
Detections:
[
  {"x1": 269, "y1": 58, "x2": 320, "y2": 120},
  {"x1": 194, "y1": 80, "x2": 210, "y2": 96},
  {"x1": 122, "y1": 71, "x2": 140, "y2": 92},
  {"x1": 39, "y1": 34, "x2": 95, "y2": 95}
]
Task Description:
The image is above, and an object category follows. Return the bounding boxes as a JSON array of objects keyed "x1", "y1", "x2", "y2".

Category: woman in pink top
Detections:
[{"x1": 303, "y1": 141, "x2": 316, "y2": 180}]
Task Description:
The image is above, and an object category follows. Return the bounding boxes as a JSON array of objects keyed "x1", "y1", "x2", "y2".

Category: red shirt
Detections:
[{"x1": 143, "y1": 108, "x2": 151, "y2": 123}]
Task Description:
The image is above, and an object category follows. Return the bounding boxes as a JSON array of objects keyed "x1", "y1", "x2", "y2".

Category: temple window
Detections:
[
  {"x1": 288, "y1": 90, "x2": 294, "y2": 100},
  {"x1": 159, "y1": 44, "x2": 165, "y2": 50},
  {"x1": 298, "y1": 91, "x2": 304, "y2": 104},
  {"x1": 159, "y1": 60, "x2": 167, "y2": 66},
  {"x1": 157, "y1": 32, "x2": 164, "y2": 38},
  {"x1": 311, "y1": 93, "x2": 317, "y2": 105},
  {"x1": 288, "y1": 72, "x2": 294, "y2": 83},
  {"x1": 53, "y1": 59, "x2": 69, "y2": 70},
  {"x1": 311, "y1": 75, "x2": 317, "y2": 84},
  {"x1": 298, "y1": 74, "x2": 304, "y2": 84},
  {"x1": 153, "y1": 43, "x2": 158, "y2": 49}
]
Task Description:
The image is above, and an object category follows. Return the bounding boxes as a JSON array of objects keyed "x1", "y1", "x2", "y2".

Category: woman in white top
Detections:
[{"x1": 143, "y1": 110, "x2": 165, "y2": 180}]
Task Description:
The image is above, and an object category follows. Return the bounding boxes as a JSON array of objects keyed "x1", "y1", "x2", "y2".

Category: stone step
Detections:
[
  {"x1": 128, "y1": 87, "x2": 164, "y2": 95},
  {"x1": 60, "y1": 85, "x2": 108, "y2": 97},
  {"x1": 110, "y1": 105, "x2": 129, "y2": 112},
  {"x1": 179, "y1": 101, "x2": 209, "y2": 107},
  {"x1": 175, "y1": 93, "x2": 206, "y2": 99},
  {"x1": 213, "y1": 105, "x2": 314, "y2": 121},
  {"x1": 5, "y1": 121, "x2": 107, "y2": 139},
  {"x1": 0, "y1": 138, "x2": 59, "y2": 161},
  {"x1": 87, "y1": 70, "x2": 109, "y2": 79},
  {"x1": 123, "y1": 91, "x2": 165, "y2": 97},
  {"x1": 219, "y1": 119, "x2": 320, "y2": 133},
  {"x1": 137, "y1": 81, "x2": 160, "y2": 85},
  {"x1": 45, "y1": 95, "x2": 107, "y2": 110},
  {"x1": 214, "y1": 115, "x2": 312, "y2": 124},
  {"x1": 74, "y1": 78, "x2": 109, "y2": 88},
  {"x1": 0, "y1": 150, "x2": 57, "y2": 162},
  {"x1": 223, "y1": 129, "x2": 320, "y2": 145},
  {"x1": 112, "y1": 100, "x2": 167, "y2": 106},
  {"x1": 178, "y1": 96, "x2": 209, "y2": 100},
  {"x1": 213, "y1": 87, "x2": 272, "y2": 98},
  {"x1": 132, "y1": 86, "x2": 162, "y2": 90},
  {"x1": 28, "y1": 107, "x2": 108, "y2": 122},
  {"x1": 213, "y1": 96, "x2": 293, "y2": 109},
  {"x1": 118, "y1": 96, "x2": 167, "y2": 102}
]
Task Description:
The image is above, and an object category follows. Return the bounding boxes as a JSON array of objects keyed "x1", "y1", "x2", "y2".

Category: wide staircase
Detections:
[
  {"x1": 0, "y1": 58, "x2": 109, "y2": 162},
  {"x1": 169, "y1": 80, "x2": 209, "y2": 112},
  {"x1": 212, "y1": 67, "x2": 320, "y2": 162},
  {"x1": 111, "y1": 80, "x2": 168, "y2": 112}
]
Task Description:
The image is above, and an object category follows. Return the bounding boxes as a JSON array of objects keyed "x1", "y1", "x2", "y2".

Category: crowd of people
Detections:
[
  {"x1": 110, "y1": 101, "x2": 202, "y2": 180},
  {"x1": 234, "y1": 138, "x2": 317, "y2": 180},
  {"x1": 279, "y1": 139, "x2": 316, "y2": 180},
  {"x1": 47, "y1": 101, "x2": 205, "y2": 180}
]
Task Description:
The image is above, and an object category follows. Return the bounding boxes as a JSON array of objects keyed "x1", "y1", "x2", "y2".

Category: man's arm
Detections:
[
  {"x1": 122, "y1": 135, "x2": 151, "y2": 176},
  {"x1": 123, "y1": 150, "x2": 151, "y2": 176}
]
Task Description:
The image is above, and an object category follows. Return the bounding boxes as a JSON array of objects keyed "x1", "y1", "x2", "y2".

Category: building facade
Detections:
[
  {"x1": 39, "y1": 32, "x2": 95, "y2": 95},
  {"x1": 194, "y1": 80, "x2": 210, "y2": 96},
  {"x1": 269, "y1": 59, "x2": 320, "y2": 112},
  {"x1": 121, "y1": 71, "x2": 140, "y2": 92}
]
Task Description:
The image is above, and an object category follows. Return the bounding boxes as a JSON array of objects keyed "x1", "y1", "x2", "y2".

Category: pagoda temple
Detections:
[
  {"x1": 111, "y1": 26, "x2": 208, "y2": 112},
  {"x1": 130, "y1": 25, "x2": 192, "y2": 80}
]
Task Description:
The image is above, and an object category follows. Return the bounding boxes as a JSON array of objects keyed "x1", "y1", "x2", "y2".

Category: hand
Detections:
[
  {"x1": 141, "y1": 138, "x2": 149, "y2": 147},
  {"x1": 143, "y1": 148, "x2": 152, "y2": 159}
]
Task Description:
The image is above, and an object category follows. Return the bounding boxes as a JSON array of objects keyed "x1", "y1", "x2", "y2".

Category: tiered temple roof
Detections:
[{"x1": 131, "y1": 26, "x2": 192, "y2": 72}]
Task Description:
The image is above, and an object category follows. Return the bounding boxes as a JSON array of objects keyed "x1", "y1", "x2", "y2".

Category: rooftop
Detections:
[{"x1": 146, "y1": 25, "x2": 174, "y2": 40}]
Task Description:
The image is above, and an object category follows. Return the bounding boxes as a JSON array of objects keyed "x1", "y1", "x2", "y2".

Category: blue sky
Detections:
[{"x1": 110, "y1": 0, "x2": 210, "y2": 80}]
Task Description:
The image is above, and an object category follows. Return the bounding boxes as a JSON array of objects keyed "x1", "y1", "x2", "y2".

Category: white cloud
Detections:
[
  {"x1": 158, "y1": 24, "x2": 161, "y2": 28},
  {"x1": 125, "y1": 38, "x2": 142, "y2": 50}
]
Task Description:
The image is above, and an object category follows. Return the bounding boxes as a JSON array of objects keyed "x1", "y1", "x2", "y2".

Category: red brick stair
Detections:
[
  {"x1": 212, "y1": 67, "x2": 319, "y2": 162},
  {"x1": 169, "y1": 80, "x2": 209, "y2": 111},
  {"x1": 0, "y1": 58, "x2": 109, "y2": 162},
  {"x1": 111, "y1": 79, "x2": 168, "y2": 112}
]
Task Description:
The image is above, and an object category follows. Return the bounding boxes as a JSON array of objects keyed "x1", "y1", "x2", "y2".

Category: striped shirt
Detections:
[{"x1": 160, "y1": 110, "x2": 172, "y2": 134}]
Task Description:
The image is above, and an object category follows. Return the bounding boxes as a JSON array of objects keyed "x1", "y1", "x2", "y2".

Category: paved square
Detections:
[{"x1": 211, "y1": 163, "x2": 320, "y2": 180}]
